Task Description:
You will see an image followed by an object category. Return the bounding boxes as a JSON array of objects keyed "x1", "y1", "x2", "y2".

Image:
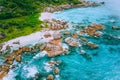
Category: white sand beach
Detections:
[
  {"x1": 39, "y1": 12, "x2": 53, "y2": 21},
  {"x1": 1, "y1": 13, "x2": 54, "y2": 51}
]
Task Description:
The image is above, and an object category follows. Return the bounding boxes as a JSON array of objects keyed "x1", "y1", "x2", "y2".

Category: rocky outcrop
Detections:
[
  {"x1": 64, "y1": 31, "x2": 70, "y2": 35},
  {"x1": 44, "y1": 4, "x2": 72, "y2": 13},
  {"x1": 40, "y1": 36, "x2": 69, "y2": 57},
  {"x1": 40, "y1": 43, "x2": 64, "y2": 57},
  {"x1": 15, "y1": 55, "x2": 21, "y2": 62},
  {"x1": 72, "y1": 33, "x2": 79, "y2": 39},
  {"x1": 79, "y1": 24, "x2": 104, "y2": 37},
  {"x1": 65, "y1": 37, "x2": 78, "y2": 47},
  {"x1": 45, "y1": 61, "x2": 61, "y2": 80},
  {"x1": 44, "y1": 32, "x2": 51, "y2": 38},
  {"x1": 0, "y1": 46, "x2": 35, "y2": 79},
  {"x1": 86, "y1": 42, "x2": 98, "y2": 49},
  {"x1": 48, "y1": 61, "x2": 61, "y2": 65},
  {"x1": 41, "y1": 19, "x2": 68, "y2": 30},
  {"x1": 0, "y1": 64, "x2": 9, "y2": 79},
  {"x1": 44, "y1": 1, "x2": 103, "y2": 13},
  {"x1": 53, "y1": 32, "x2": 62, "y2": 40},
  {"x1": 47, "y1": 75, "x2": 54, "y2": 80},
  {"x1": 54, "y1": 67, "x2": 59, "y2": 75},
  {"x1": 50, "y1": 19, "x2": 68, "y2": 30},
  {"x1": 40, "y1": 43, "x2": 47, "y2": 51}
]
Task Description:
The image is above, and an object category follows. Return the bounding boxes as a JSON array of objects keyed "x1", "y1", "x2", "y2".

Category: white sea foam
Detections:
[
  {"x1": 44, "y1": 63, "x2": 54, "y2": 72},
  {"x1": 55, "y1": 75, "x2": 60, "y2": 80},
  {"x1": 62, "y1": 43, "x2": 69, "y2": 50},
  {"x1": 3, "y1": 70, "x2": 16, "y2": 80},
  {"x1": 23, "y1": 66, "x2": 38, "y2": 78},
  {"x1": 33, "y1": 51, "x2": 47, "y2": 59}
]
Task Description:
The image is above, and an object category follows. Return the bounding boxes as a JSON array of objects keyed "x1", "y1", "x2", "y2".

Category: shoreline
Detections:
[
  {"x1": 1, "y1": 13, "x2": 54, "y2": 51},
  {"x1": 1, "y1": 29, "x2": 56, "y2": 51},
  {"x1": 0, "y1": 1, "x2": 105, "y2": 79},
  {"x1": 0, "y1": 0, "x2": 104, "y2": 52}
]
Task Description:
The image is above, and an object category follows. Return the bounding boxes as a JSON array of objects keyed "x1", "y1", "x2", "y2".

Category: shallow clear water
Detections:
[{"x1": 2, "y1": 0, "x2": 120, "y2": 80}]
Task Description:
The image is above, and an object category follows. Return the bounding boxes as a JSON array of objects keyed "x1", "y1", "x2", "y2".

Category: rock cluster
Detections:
[
  {"x1": 86, "y1": 42, "x2": 98, "y2": 49},
  {"x1": 47, "y1": 61, "x2": 61, "y2": 65},
  {"x1": 44, "y1": 32, "x2": 51, "y2": 38},
  {"x1": 65, "y1": 37, "x2": 78, "y2": 47},
  {"x1": 0, "y1": 46, "x2": 34, "y2": 79},
  {"x1": 54, "y1": 67, "x2": 59, "y2": 75},
  {"x1": 40, "y1": 31, "x2": 69, "y2": 57},
  {"x1": 40, "y1": 43, "x2": 64, "y2": 57},
  {"x1": 46, "y1": 61, "x2": 61, "y2": 80},
  {"x1": 44, "y1": 4, "x2": 73, "y2": 13},
  {"x1": 72, "y1": 33, "x2": 79, "y2": 39},
  {"x1": 41, "y1": 19, "x2": 68, "y2": 30},
  {"x1": 44, "y1": 2, "x2": 103, "y2": 13},
  {"x1": 64, "y1": 31, "x2": 70, "y2": 35},
  {"x1": 50, "y1": 19, "x2": 68, "y2": 30},
  {"x1": 47, "y1": 75, "x2": 54, "y2": 80},
  {"x1": 79, "y1": 24, "x2": 104, "y2": 37},
  {"x1": 53, "y1": 32, "x2": 62, "y2": 40}
]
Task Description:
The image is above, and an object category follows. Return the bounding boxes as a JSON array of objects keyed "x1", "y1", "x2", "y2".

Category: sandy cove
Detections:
[
  {"x1": 0, "y1": 0, "x2": 104, "y2": 52},
  {"x1": 1, "y1": 12, "x2": 54, "y2": 51},
  {"x1": 0, "y1": 1, "x2": 105, "y2": 79},
  {"x1": 1, "y1": 29, "x2": 55, "y2": 51}
]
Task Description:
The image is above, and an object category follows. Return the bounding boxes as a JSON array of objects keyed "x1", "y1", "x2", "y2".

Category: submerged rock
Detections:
[
  {"x1": 48, "y1": 61, "x2": 61, "y2": 65},
  {"x1": 86, "y1": 42, "x2": 98, "y2": 49},
  {"x1": 64, "y1": 31, "x2": 70, "y2": 35},
  {"x1": 112, "y1": 26, "x2": 120, "y2": 30},
  {"x1": 40, "y1": 43, "x2": 47, "y2": 51},
  {"x1": 94, "y1": 31, "x2": 102, "y2": 37},
  {"x1": 88, "y1": 24, "x2": 104, "y2": 30},
  {"x1": 4, "y1": 55, "x2": 14, "y2": 63},
  {"x1": 47, "y1": 74, "x2": 54, "y2": 80},
  {"x1": 72, "y1": 33, "x2": 79, "y2": 39},
  {"x1": 15, "y1": 55, "x2": 21, "y2": 62},
  {"x1": 54, "y1": 67, "x2": 59, "y2": 75}
]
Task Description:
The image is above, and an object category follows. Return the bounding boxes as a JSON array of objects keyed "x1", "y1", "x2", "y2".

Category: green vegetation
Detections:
[
  {"x1": 0, "y1": 0, "x2": 81, "y2": 43},
  {"x1": 0, "y1": 13, "x2": 42, "y2": 43}
]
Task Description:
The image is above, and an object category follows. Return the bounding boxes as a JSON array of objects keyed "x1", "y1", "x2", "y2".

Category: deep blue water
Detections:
[{"x1": 2, "y1": 0, "x2": 120, "y2": 80}]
